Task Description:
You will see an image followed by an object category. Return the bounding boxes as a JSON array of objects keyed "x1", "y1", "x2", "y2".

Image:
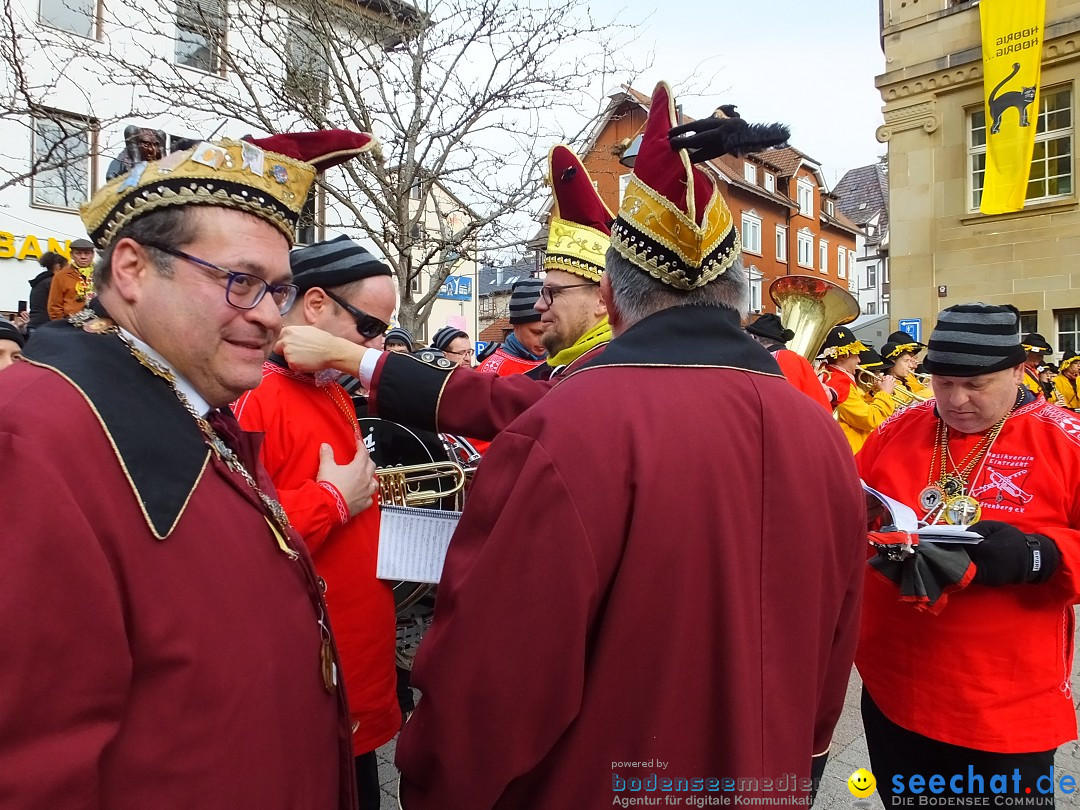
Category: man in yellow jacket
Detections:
[
  {"x1": 1053, "y1": 353, "x2": 1080, "y2": 409},
  {"x1": 1021, "y1": 332, "x2": 1054, "y2": 397},
  {"x1": 820, "y1": 327, "x2": 895, "y2": 454}
]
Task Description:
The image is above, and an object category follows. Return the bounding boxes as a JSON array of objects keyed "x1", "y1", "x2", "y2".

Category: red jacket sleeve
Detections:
[{"x1": 0, "y1": 431, "x2": 131, "y2": 808}]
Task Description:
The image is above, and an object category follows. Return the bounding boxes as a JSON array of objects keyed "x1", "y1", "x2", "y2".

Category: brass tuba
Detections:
[{"x1": 770, "y1": 276, "x2": 860, "y2": 361}]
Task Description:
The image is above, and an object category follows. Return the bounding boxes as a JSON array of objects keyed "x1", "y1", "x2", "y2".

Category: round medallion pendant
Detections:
[
  {"x1": 943, "y1": 495, "x2": 982, "y2": 526},
  {"x1": 918, "y1": 485, "x2": 945, "y2": 512},
  {"x1": 82, "y1": 316, "x2": 115, "y2": 333}
]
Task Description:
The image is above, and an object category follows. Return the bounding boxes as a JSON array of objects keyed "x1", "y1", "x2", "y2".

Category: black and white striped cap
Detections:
[
  {"x1": 923, "y1": 303, "x2": 1026, "y2": 377},
  {"x1": 508, "y1": 278, "x2": 543, "y2": 324},
  {"x1": 289, "y1": 234, "x2": 391, "y2": 291}
]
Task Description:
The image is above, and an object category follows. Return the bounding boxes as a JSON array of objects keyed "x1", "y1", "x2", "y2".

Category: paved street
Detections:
[{"x1": 377, "y1": 608, "x2": 1080, "y2": 809}]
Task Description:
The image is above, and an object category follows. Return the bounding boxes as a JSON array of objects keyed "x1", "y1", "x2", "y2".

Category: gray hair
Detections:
[{"x1": 605, "y1": 247, "x2": 747, "y2": 328}]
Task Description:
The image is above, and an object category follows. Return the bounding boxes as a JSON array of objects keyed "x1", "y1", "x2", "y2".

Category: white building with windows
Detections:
[
  {"x1": 876, "y1": 0, "x2": 1078, "y2": 350},
  {"x1": 0, "y1": 0, "x2": 477, "y2": 339}
]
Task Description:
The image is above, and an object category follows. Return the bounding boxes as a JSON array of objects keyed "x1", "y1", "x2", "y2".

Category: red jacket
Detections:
[
  {"x1": 856, "y1": 398, "x2": 1080, "y2": 752},
  {"x1": 772, "y1": 348, "x2": 831, "y2": 411},
  {"x1": 235, "y1": 365, "x2": 400, "y2": 754},
  {"x1": 476, "y1": 346, "x2": 544, "y2": 377}
]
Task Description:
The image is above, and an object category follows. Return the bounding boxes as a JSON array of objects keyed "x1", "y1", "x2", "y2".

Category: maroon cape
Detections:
[
  {"x1": 395, "y1": 305, "x2": 865, "y2": 809},
  {"x1": 0, "y1": 319, "x2": 354, "y2": 809}
]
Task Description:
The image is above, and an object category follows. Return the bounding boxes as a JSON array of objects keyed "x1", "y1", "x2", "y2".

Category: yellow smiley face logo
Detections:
[{"x1": 847, "y1": 768, "x2": 877, "y2": 798}]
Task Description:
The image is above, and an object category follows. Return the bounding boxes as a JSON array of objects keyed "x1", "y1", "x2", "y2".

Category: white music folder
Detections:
[
  {"x1": 376, "y1": 505, "x2": 462, "y2": 584},
  {"x1": 862, "y1": 481, "x2": 982, "y2": 543}
]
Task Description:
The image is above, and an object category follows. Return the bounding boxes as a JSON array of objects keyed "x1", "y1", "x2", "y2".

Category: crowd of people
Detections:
[{"x1": 0, "y1": 81, "x2": 1076, "y2": 810}]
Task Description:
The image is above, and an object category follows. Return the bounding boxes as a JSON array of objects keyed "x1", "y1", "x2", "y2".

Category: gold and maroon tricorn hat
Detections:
[
  {"x1": 611, "y1": 81, "x2": 740, "y2": 290},
  {"x1": 543, "y1": 144, "x2": 614, "y2": 282},
  {"x1": 80, "y1": 130, "x2": 376, "y2": 249}
]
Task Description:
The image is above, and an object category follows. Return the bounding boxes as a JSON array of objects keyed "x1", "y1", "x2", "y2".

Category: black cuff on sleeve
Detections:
[{"x1": 374, "y1": 353, "x2": 452, "y2": 434}]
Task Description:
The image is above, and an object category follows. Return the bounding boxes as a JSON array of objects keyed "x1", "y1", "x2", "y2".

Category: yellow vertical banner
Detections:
[{"x1": 979, "y1": 0, "x2": 1046, "y2": 215}]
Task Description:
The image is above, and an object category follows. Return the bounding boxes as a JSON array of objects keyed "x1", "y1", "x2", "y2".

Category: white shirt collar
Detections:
[{"x1": 119, "y1": 327, "x2": 213, "y2": 417}]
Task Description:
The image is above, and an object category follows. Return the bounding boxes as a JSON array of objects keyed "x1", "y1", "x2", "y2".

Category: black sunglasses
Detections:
[{"x1": 323, "y1": 289, "x2": 389, "y2": 339}]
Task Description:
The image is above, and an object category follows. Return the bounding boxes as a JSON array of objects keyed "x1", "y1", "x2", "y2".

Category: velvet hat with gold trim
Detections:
[
  {"x1": 822, "y1": 326, "x2": 869, "y2": 360},
  {"x1": 81, "y1": 129, "x2": 376, "y2": 249},
  {"x1": 543, "y1": 144, "x2": 613, "y2": 282},
  {"x1": 611, "y1": 81, "x2": 738, "y2": 290}
]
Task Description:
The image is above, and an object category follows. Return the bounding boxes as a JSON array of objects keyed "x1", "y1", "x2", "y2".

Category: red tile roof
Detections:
[{"x1": 479, "y1": 317, "x2": 511, "y2": 343}]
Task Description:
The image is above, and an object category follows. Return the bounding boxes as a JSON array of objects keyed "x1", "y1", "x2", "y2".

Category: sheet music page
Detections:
[
  {"x1": 376, "y1": 505, "x2": 462, "y2": 584},
  {"x1": 861, "y1": 481, "x2": 981, "y2": 542}
]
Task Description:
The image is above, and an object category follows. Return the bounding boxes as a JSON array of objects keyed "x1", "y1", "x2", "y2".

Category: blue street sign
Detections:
[
  {"x1": 897, "y1": 319, "x2": 921, "y2": 343},
  {"x1": 437, "y1": 275, "x2": 473, "y2": 301}
]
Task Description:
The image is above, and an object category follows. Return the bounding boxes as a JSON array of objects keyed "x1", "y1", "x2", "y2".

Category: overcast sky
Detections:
[{"x1": 593, "y1": 0, "x2": 887, "y2": 188}]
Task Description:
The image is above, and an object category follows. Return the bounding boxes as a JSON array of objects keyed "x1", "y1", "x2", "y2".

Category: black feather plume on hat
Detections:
[{"x1": 669, "y1": 115, "x2": 791, "y2": 163}]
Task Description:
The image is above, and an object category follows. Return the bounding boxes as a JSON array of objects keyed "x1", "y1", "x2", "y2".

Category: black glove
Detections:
[
  {"x1": 967, "y1": 520, "x2": 1061, "y2": 586},
  {"x1": 668, "y1": 117, "x2": 790, "y2": 163}
]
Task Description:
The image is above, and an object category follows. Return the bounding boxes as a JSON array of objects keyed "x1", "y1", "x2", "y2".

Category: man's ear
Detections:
[
  {"x1": 301, "y1": 287, "x2": 327, "y2": 325},
  {"x1": 107, "y1": 238, "x2": 150, "y2": 303},
  {"x1": 600, "y1": 273, "x2": 619, "y2": 328}
]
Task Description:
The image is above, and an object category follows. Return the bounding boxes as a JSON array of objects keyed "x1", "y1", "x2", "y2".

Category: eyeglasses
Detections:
[
  {"x1": 140, "y1": 242, "x2": 298, "y2": 314},
  {"x1": 444, "y1": 348, "x2": 475, "y2": 359},
  {"x1": 539, "y1": 282, "x2": 597, "y2": 306},
  {"x1": 323, "y1": 289, "x2": 390, "y2": 339}
]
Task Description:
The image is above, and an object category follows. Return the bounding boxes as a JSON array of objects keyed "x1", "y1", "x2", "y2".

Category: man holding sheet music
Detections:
[
  {"x1": 234, "y1": 236, "x2": 400, "y2": 810},
  {"x1": 856, "y1": 303, "x2": 1078, "y2": 805}
]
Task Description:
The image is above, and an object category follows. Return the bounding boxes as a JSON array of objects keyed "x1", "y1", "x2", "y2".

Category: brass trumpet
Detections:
[
  {"x1": 377, "y1": 461, "x2": 466, "y2": 508},
  {"x1": 855, "y1": 369, "x2": 931, "y2": 407}
]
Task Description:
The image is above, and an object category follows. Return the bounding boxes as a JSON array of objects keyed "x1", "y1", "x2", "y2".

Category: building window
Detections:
[
  {"x1": 819, "y1": 240, "x2": 828, "y2": 273},
  {"x1": 286, "y1": 21, "x2": 329, "y2": 107},
  {"x1": 764, "y1": 173, "x2": 775, "y2": 193},
  {"x1": 882, "y1": 299, "x2": 889, "y2": 316},
  {"x1": 410, "y1": 270, "x2": 421, "y2": 294},
  {"x1": 849, "y1": 250, "x2": 857, "y2": 279},
  {"x1": 837, "y1": 246, "x2": 846, "y2": 279},
  {"x1": 1019, "y1": 310, "x2": 1038, "y2": 337},
  {"x1": 866, "y1": 262, "x2": 877, "y2": 288},
  {"x1": 741, "y1": 211, "x2": 762, "y2": 255},
  {"x1": 866, "y1": 302, "x2": 877, "y2": 315},
  {"x1": 748, "y1": 266, "x2": 763, "y2": 313},
  {"x1": 619, "y1": 173, "x2": 631, "y2": 203},
  {"x1": 970, "y1": 85, "x2": 1073, "y2": 210},
  {"x1": 826, "y1": 199, "x2": 834, "y2": 215},
  {"x1": 175, "y1": 0, "x2": 226, "y2": 74},
  {"x1": 797, "y1": 229, "x2": 813, "y2": 268},
  {"x1": 32, "y1": 113, "x2": 93, "y2": 210},
  {"x1": 1057, "y1": 310, "x2": 1080, "y2": 358},
  {"x1": 797, "y1": 178, "x2": 814, "y2": 217},
  {"x1": 775, "y1": 225, "x2": 787, "y2": 261},
  {"x1": 38, "y1": 0, "x2": 95, "y2": 37},
  {"x1": 743, "y1": 162, "x2": 756, "y2": 185}
]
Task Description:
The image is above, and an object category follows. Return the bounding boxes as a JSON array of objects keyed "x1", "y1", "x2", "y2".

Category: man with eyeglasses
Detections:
[
  {"x1": 234, "y1": 234, "x2": 400, "y2": 810},
  {"x1": 431, "y1": 325, "x2": 474, "y2": 367},
  {"x1": 0, "y1": 132, "x2": 374, "y2": 808}
]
